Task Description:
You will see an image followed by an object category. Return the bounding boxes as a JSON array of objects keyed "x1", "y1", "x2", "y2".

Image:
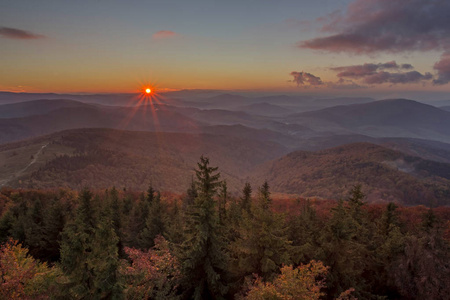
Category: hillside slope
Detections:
[
  {"x1": 0, "y1": 104, "x2": 203, "y2": 144},
  {"x1": 0, "y1": 99, "x2": 94, "y2": 118},
  {"x1": 252, "y1": 143, "x2": 450, "y2": 206},
  {"x1": 287, "y1": 99, "x2": 450, "y2": 142},
  {"x1": 0, "y1": 128, "x2": 287, "y2": 192}
]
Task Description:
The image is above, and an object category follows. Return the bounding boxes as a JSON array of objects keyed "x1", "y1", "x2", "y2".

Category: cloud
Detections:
[
  {"x1": 326, "y1": 78, "x2": 366, "y2": 89},
  {"x1": 433, "y1": 52, "x2": 450, "y2": 85},
  {"x1": 330, "y1": 61, "x2": 410, "y2": 78},
  {"x1": 401, "y1": 63, "x2": 414, "y2": 70},
  {"x1": 152, "y1": 30, "x2": 178, "y2": 40},
  {"x1": 363, "y1": 71, "x2": 432, "y2": 84},
  {"x1": 290, "y1": 71, "x2": 323, "y2": 86},
  {"x1": 290, "y1": 71, "x2": 366, "y2": 89},
  {"x1": 290, "y1": 61, "x2": 432, "y2": 89},
  {"x1": 0, "y1": 26, "x2": 45, "y2": 39},
  {"x1": 330, "y1": 61, "x2": 433, "y2": 85},
  {"x1": 299, "y1": 0, "x2": 450, "y2": 54}
]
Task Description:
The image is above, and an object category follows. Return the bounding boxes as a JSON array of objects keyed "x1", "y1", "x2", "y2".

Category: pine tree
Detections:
[
  {"x1": 24, "y1": 197, "x2": 46, "y2": 260},
  {"x1": 258, "y1": 181, "x2": 271, "y2": 210},
  {"x1": 231, "y1": 182, "x2": 291, "y2": 281},
  {"x1": 90, "y1": 213, "x2": 124, "y2": 299},
  {"x1": 240, "y1": 182, "x2": 252, "y2": 214},
  {"x1": 372, "y1": 202, "x2": 405, "y2": 298},
  {"x1": 183, "y1": 176, "x2": 198, "y2": 210},
  {"x1": 147, "y1": 184, "x2": 156, "y2": 204},
  {"x1": 125, "y1": 193, "x2": 149, "y2": 248},
  {"x1": 218, "y1": 181, "x2": 229, "y2": 224},
  {"x1": 0, "y1": 209, "x2": 14, "y2": 244},
  {"x1": 288, "y1": 200, "x2": 323, "y2": 264},
  {"x1": 179, "y1": 156, "x2": 228, "y2": 299},
  {"x1": 43, "y1": 197, "x2": 66, "y2": 262},
  {"x1": 9, "y1": 194, "x2": 28, "y2": 243},
  {"x1": 59, "y1": 188, "x2": 123, "y2": 299},
  {"x1": 139, "y1": 191, "x2": 166, "y2": 249},
  {"x1": 165, "y1": 199, "x2": 185, "y2": 246},
  {"x1": 60, "y1": 189, "x2": 97, "y2": 298},
  {"x1": 320, "y1": 189, "x2": 376, "y2": 299},
  {"x1": 392, "y1": 210, "x2": 450, "y2": 299}
]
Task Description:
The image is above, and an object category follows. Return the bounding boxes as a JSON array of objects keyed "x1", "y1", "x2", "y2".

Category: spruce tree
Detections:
[
  {"x1": 165, "y1": 199, "x2": 185, "y2": 246},
  {"x1": 179, "y1": 156, "x2": 228, "y2": 299},
  {"x1": 60, "y1": 188, "x2": 123, "y2": 299},
  {"x1": 218, "y1": 181, "x2": 228, "y2": 224},
  {"x1": 320, "y1": 189, "x2": 376, "y2": 299},
  {"x1": 231, "y1": 182, "x2": 291, "y2": 281},
  {"x1": 392, "y1": 209, "x2": 450, "y2": 299},
  {"x1": 258, "y1": 181, "x2": 271, "y2": 210},
  {"x1": 139, "y1": 191, "x2": 165, "y2": 249},
  {"x1": 125, "y1": 193, "x2": 149, "y2": 248},
  {"x1": 91, "y1": 213, "x2": 124, "y2": 299},
  {"x1": 43, "y1": 197, "x2": 65, "y2": 262},
  {"x1": 183, "y1": 176, "x2": 198, "y2": 210},
  {"x1": 288, "y1": 200, "x2": 323, "y2": 264},
  {"x1": 240, "y1": 182, "x2": 252, "y2": 214},
  {"x1": 60, "y1": 188, "x2": 97, "y2": 298},
  {"x1": 108, "y1": 187, "x2": 125, "y2": 258},
  {"x1": 24, "y1": 197, "x2": 46, "y2": 260}
]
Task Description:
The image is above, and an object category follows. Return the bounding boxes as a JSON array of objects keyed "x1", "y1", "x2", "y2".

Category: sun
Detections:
[{"x1": 145, "y1": 88, "x2": 151, "y2": 94}]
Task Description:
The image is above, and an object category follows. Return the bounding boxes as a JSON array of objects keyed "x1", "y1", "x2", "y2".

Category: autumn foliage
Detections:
[
  {"x1": 0, "y1": 156, "x2": 449, "y2": 299},
  {"x1": 0, "y1": 239, "x2": 58, "y2": 299}
]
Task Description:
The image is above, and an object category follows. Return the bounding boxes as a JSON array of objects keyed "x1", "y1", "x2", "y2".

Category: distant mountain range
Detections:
[
  {"x1": 287, "y1": 99, "x2": 450, "y2": 143},
  {"x1": 1, "y1": 92, "x2": 450, "y2": 205},
  {"x1": 0, "y1": 101, "x2": 203, "y2": 144}
]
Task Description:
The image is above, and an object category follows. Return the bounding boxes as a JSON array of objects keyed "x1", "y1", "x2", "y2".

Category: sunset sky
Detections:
[{"x1": 1, "y1": 0, "x2": 450, "y2": 98}]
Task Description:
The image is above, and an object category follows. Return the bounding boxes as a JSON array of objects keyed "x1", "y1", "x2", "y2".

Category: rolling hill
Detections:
[
  {"x1": 234, "y1": 102, "x2": 291, "y2": 116},
  {"x1": 0, "y1": 128, "x2": 287, "y2": 193},
  {"x1": 2, "y1": 129, "x2": 450, "y2": 206},
  {"x1": 0, "y1": 99, "x2": 94, "y2": 118},
  {"x1": 252, "y1": 142, "x2": 450, "y2": 206},
  {"x1": 287, "y1": 99, "x2": 450, "y2": 142},
  {"x1": 441, "y1": 105, "x2": 450, "y2": 112},
  {"x1": 0, "y1": 103, "x2": 204, "y2": 144}
]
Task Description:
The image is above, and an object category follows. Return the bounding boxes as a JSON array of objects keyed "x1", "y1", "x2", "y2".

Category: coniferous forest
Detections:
[{"x1": 0, "y1": 156, "x2": 449, "y2": 300}]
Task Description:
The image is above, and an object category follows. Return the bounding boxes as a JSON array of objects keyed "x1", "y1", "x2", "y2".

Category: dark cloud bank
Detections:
[
  {"x1": 0, "y1": 27, "x2": 45, "y2": 39},
  {"x1": 296, "y1": 0, "x2": 450, "y2": 85}
]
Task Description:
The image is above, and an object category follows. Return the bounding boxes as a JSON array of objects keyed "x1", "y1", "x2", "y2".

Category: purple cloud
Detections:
[
  {"x1": 330, "y1": 61, "x2": 432, "y2": 85},
  {"x1": 0, "y1": 26, "x2": 45, "y2": 39},
  {"x1": 401, "y1": 63, "x2": 414, "y2": 70},
  {"x1": 363, "y1": 71, "x2": 432, "y2": 85},
  {"x1": 327, "y1": 78, "x2": 366, "y2": 89},
  {"x1": 433, "y1": 52, "x2": 450, "y2": 85},
  {"x1": 289, "y1": 72, "x2": 366, "y2": 89},
  {"x1": 290, "y1": 71, "x2": 323, "y2": 86},
  {"x1": 299, "y1": 0, "x2": 450, "y2": 54},
  {"x1": 330, "y1": 61, "x2": 410, "y2": 78},
  {"x1": 153, "y1": 30, "x2": 179, "y2": 40}
]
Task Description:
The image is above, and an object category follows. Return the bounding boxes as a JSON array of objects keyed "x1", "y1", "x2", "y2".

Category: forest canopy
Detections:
[{"x1": 0, "y1": 156, "x2": 449, "y2": 299}]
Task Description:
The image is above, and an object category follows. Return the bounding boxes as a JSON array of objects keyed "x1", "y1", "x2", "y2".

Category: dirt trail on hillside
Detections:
[{"x1": 0, "y1": 143, "x2": 49, "y2": 187}]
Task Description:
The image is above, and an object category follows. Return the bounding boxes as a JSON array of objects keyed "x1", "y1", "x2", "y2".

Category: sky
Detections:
[{"x1": 1, "y1": 0, "x2": 450, "y2": 99}]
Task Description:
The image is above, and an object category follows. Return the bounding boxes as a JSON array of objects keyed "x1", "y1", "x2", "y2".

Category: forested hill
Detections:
[
  {"x1": 2, "y1": 128, "x2": 450, "y2": 206},
  {"x1": 0, "y1": 128, "x2": 287, "y2": 193},
  {"x1": 253, "y1": 142, "x2": 450, "y2": 206}
]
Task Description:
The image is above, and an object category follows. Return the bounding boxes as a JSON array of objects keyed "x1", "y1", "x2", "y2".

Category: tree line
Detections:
[{"x1": 0, "y1": 156, "x2": 449, "y2": 299}]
